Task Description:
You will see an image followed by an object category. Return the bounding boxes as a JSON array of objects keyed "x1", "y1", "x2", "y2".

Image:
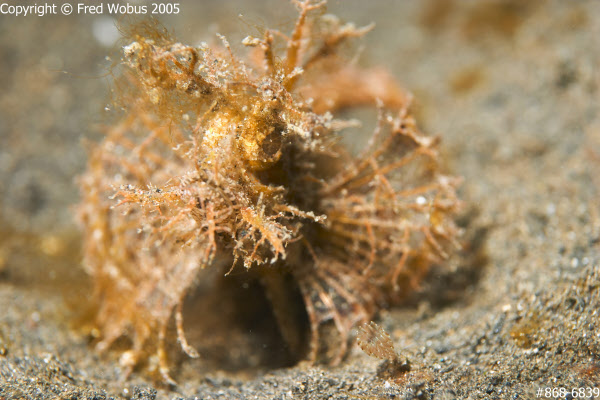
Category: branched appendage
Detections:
[
  {"x1": 357, "y1": 321, "x2": 397, "y2": 362},
  {"x1": 357, "y1": 321, "x2": 410, "y2": 379},
  {"x1": 78, "y1": 1, "x2": 461, "y2": 381},
  {"x1": 290, "y1": 106, "x2": 460, "y2": 365}
]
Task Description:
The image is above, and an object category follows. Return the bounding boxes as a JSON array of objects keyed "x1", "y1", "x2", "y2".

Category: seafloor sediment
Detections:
[{"x1": 1, "y1": 1, "x2": 599, "y2": 399}]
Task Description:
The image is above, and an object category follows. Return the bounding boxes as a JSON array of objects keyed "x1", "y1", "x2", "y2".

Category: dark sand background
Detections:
[{"x1": 1, "y1": 1, "x2": 599, "y2": 399}]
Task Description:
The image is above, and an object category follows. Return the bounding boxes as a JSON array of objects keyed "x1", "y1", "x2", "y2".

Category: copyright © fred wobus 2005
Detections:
[{"x1": 0, "y1": 2, "x2": 180, "y2": 17}]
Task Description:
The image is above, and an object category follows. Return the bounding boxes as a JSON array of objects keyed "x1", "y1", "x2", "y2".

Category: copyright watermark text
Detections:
[{"x1": 0, "y1": 2, "x2": 180, "y2": 17}]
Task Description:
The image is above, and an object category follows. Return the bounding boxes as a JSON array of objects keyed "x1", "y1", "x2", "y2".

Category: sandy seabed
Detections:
[{"x1": 1, "y1": 1, "x2": 599, "y2": 399}]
